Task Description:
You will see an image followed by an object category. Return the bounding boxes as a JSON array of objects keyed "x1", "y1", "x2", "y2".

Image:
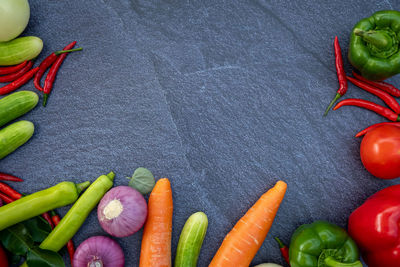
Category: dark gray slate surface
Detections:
[{"x1": 1, "y1": 0, "x2": 399, "y2": 266}]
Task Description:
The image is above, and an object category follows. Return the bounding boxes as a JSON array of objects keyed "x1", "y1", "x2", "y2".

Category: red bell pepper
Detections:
[{"x1": 348, "y1": 184, "x2": 400, "y2": 267}]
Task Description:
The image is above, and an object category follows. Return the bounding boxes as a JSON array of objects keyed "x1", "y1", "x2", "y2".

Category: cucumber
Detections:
[
  {"x1": 0, "y1": 36, "x2": 43, "y2": 66},
  {"x1": 175, "y1": 212, "x2": 208, "y2": 267},
  {"x1": 0, "y1": 91, "x2": 38, "y2": 127},
  {"x1": 0, "y1": 120, "x2": 34, "y2": 160}
]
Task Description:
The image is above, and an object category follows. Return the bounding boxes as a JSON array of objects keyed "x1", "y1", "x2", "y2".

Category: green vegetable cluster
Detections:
[{"x1": 0, "y1": 217, "x2": 64, "y2": 267}]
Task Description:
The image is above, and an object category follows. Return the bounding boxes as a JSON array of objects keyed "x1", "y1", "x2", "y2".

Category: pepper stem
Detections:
[
  {"x1": 274, "y1": 237, "x2": 286, "y2": 248},
  {"x1": 324, "y1": 93, "x2": 342, "y2": 116},
  {"x1": 54, "y1": 47, "x2": 83, "y2": 55},
  {"x1": 76, "y1": 181, "x2": 91, "y2": 194},
  {"x1": 354, "y1": 29, "x2": 392, "y2": 50},
  {"x1": 50, "y1": 210, "x2": 57, "y2": 217},
  {"x1": 106, "y1": 171, "x2": 115, "y2": 181},
  {"x1": 42, "y1": 93, "x2": 49, "y2": 107},
  {"x1": 324, "y1": 257, "x2": 363, "y2": 267}
]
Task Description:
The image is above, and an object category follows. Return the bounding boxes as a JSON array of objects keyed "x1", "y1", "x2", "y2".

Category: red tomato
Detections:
[{"x1": 360, "y1": 124, "x2": 400, "y2": 179}]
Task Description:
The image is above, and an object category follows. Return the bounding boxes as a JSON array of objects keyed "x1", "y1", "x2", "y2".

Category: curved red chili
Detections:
[
  {"x1": 352, "y1": 71, "x2": 400, "y2": 97},
  {"x1": 0, "y1": 172, "x2": 23, "y2": 182},
  {"x1": 0, "y1": 67, "x2": 39, "y2": 95},
  {"x1": 34, "y1": 41, "x2": 79, "y2": 92},
  {"x1": 355, "y1": 122, "x2": 400, "y2": 137},
  {"x1": 333, "y1": 98, "x2": 400, "y2": 121},
  {"x1": 0, "y1": 182, "x2": 22, "y2": 199},
  {"x1": 0, "y1": 192, "x2": 13, "y2": 204},
  {"x1": 0, "y1": 61, "x2": 27, "y2": 75},
  {"x1": 42, "y1": 42, "x2": 82, "y2": 106},
  {"x1": 324, "y1": 36, "x2": 348, "y2": 116},
  {"x1": 275, "y1": 237, "x2": 290, "y2": 265},
  {"x1": 0, "y1": 61, "x2": 33, "y2": 83},
  {"x1": 347, "y1": 76, "x2": 400, "y2": 114},
  {"x1": 34, "y1": 54, "x2": 57, "y2": 92}
]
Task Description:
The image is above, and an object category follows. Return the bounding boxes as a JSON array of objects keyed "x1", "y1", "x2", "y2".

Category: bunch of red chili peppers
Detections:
[
  {"x1": 0, "y1": 41, "x2": 82, "y2": 106},
  {"x1": 0, "y1": 172, "x2": 75, "y2": 265},
  {"x1": 324, "y1": 36, "x2": 400, "y2": 128}
]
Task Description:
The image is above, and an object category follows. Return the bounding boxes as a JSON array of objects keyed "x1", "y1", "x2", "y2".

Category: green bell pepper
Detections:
[
  {"x1": 289, "y1": 221, "x2": 362, "y2": 267},
  {"x1": 349, "y1": 10, "x2": 400, "y2": 81}
]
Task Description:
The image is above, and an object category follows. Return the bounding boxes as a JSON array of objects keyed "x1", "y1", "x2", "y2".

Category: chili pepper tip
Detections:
[
  {"x1": 42, "y1": 93, "x2": 49, "y2": 107},
  {"x1": 274, "y1": 237, "x2": 286, "y2": 248},
  {"x1": 324, "y1": 93, "x2": 342, "y2": 116}
]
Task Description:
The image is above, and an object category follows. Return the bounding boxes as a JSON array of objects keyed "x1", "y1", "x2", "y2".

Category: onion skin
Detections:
[
  {"x1": 98, "y1": 186, "x2": 148, "y2": 237},
  {"x1": 73, "y1": 236, "x2": 124, "y2": 267},
  {"x1": 0, "y1": 0, "x2": 30, "y2": 42}
]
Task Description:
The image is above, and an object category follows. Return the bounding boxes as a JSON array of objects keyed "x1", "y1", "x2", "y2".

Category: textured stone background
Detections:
[{"x1": 1, "y1": 0, "x2": 399, "y2": 266}]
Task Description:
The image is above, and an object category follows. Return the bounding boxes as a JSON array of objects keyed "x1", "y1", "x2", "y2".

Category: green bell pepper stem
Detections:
[
  {"x1": 354, "y1": 29, "x2": 392, "y2": 50},
  {"x1": 348, "y1": 10, "x2": 400, "y2": 81},
  {"x1": 324, "y1": 93, "x2": 342, "y2": 116},
  {"x1": 39, "y1": 172, "x2": 115, "y2": 252},
  {"x1": 325, "y1": 257, "x2": 363, "y2": 267}
]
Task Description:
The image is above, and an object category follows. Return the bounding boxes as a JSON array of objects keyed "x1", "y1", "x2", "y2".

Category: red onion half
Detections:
[
  {"x1": 73, "y1": 236, "x2": 124, "y2": 267},
  {"x1": 97, "y1": 186, "x2": 147, "y2": 237}
]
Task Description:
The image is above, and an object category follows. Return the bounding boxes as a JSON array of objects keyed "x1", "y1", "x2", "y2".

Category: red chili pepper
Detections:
[
  {"x1": 0, "y1": 244, "x2": 8, "y2": 267},
  {"x1": 274, "y1": 237, "x2": 290, "y2": 265},
  {"x1": 42, "y1": 212, "x2": 54, "y2": 229},
  {"x1": 0, "y1": 61, "x2": 27, "y2": 75},
  {"x1": 0, "y1": 192, "x2": 13, "y2": 204},
  {"x1": 51, "y1": 210, "x2": 75, "y2": 266},
  {"x1": 0, "y1": 67, "x2": 39, "y2": 95},
  {"x1": 42, "y1": 42, "x2": 82, "y2": 106},
  {"x1": 347, "y1": 76, "x2": 400, "y2": 114},
  {"x1": 355, "y1": 122, "x2": 400, "y2": 137},
  {"x1": 333, "y1": 98, "x2": 400, "y2": 121},
  {"x1": 324, "y1": 36, "x2": 348, "y2": 116},
  {"x1": 352, "y1": 71, "x2": 400, "y2": 97},
  {"x1": 0, "y1": 61, "x2": 33, "y2": 83},
  {"x1": 34, "y1": 41, "x2": 80, "y2": 92},
  {"x1": 0, "y1": 172, "x2": 23, "y2": 182},
  {"x1": 0, "y1": 182, "x2": 22, "y2": 199}
]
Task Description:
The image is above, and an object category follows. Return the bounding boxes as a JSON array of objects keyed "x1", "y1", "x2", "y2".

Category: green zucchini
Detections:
[
  {"x1": 0, "y1": 36, "x2": 43, "y2": 66},
  {"x1": 0, "y1": 91, "x2": 38, "y2": 127},
  {"x1": 0, "y1": 120, "x2": 34, "y2": 160},
  {"x1": 175, "y1": 212, "x2": 208, "y2": 267}
]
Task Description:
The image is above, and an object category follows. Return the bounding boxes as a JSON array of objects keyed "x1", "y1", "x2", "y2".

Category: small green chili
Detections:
[
  {"x1": 0, "y1": 181, "x2": 90, "y2": 231},
  {"x1": 39, "y1": 172, "x2": 115, "y2": 252}
]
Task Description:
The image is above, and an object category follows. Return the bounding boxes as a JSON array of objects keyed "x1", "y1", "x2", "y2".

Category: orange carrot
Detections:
[
  {"x1": 139, "y1": 178, "x2": 173, "y2": 267},
  {"x1": 209, "y1": 180, "x2": 287, "y2": 267}
]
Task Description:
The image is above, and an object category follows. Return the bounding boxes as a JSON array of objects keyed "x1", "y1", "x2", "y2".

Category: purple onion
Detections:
[
  {"x1": 97, "y1": 186, "x2": 147, "y2": 237},
  {"x1": 73, "y1": 236, "x2": 124, "y2": 267},
  {"x1": 0, "y1": 198, "x2": 3, "y2": 207}
]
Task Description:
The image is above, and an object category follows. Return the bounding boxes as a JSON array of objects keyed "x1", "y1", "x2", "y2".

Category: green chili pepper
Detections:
[
  {"x1": 289, "y1": 221, "x2": 362, "y2": 267},
  {"x1": 39, "y1": 172, "x2": 115, "y2": 252},
  {"x1": 349, "y1": 10, "x2": 400, "y2": 81},
  {"x1": 0, "y1": 181, "x2": 90, "y2": 231}
]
